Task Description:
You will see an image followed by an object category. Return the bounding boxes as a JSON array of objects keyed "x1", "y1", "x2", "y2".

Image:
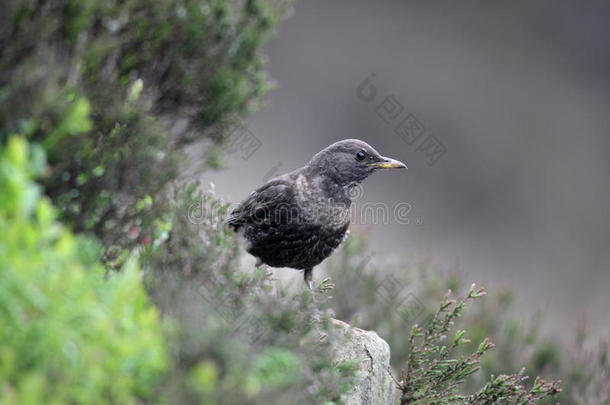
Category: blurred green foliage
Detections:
[
  {"x1": 0, "y1": 132, "x2": 358, "y2": 403},
  {"x1": 391, "y1": 285, "x2": 560, "y2": 404},
  {"x1": 0, "y1": 0, "x2": 284, "y2": 260},
  {"x1": 0, "y1": 136, "x2": 168, "y2": 405}
]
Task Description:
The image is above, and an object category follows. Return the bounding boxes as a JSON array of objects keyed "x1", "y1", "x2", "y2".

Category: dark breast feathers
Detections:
[{"x1": 227, "y1": 176, "x2": 351, "y2": 270}]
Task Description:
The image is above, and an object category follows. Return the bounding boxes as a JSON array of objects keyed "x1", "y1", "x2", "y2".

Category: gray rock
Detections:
[{"x1": 329, "y1": 318, "x2": 395, "y2": 405}]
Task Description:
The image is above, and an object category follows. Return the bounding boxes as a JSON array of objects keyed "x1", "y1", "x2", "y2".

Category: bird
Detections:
[{"x1": 226, "y1": 139, "x2": 407, "y2": 292}]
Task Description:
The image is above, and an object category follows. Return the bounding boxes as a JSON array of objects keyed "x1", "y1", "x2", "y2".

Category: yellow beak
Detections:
[{"x1": 368, "y1": 157, "x2": 408, "y2": 170}]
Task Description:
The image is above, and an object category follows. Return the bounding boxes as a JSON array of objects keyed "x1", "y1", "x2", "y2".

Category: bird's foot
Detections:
[
  {"x1": 308, "y1": 287, "x2": 322, "y2": 323},
  {"x1": 315, "y1": 277, "x2": 334, "y2": 293},
  {"x1": 262, "y1": 265, "x2": 276, "y2": 282}
]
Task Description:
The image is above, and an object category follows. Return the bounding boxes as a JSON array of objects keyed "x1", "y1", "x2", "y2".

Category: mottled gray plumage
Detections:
[{"x1": 227, "y1": 139, "x2": 406, "y2": 288}]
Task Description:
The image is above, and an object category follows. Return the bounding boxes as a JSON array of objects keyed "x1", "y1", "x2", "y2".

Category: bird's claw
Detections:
[{"x1": 315, "y1": 277, "x2": 334, "y2": 293}]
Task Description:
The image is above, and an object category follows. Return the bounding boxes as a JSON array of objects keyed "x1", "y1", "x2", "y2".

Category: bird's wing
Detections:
[{"x1": 226, "y1": 179, "x2": 295, "y2": 230}]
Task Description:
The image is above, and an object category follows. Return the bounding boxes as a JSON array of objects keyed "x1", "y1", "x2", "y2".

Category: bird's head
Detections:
[{"x1": 306, "y1": 139, "x2": 407, "y2": 187}]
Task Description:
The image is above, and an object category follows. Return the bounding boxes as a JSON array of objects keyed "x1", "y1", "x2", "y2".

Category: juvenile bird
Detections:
[{"x1": 227, "y1": 139, "x2": 406, "y2": 290}]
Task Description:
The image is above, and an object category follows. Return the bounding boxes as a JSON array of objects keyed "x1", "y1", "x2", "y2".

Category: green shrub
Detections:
[
  {"x1": 391, "y1": 285, "x2": 561, "y2": 404},
  {"x1": 140, "y1": 186, "x2": 359, "y2": 404},
  {"x1": 0, "y1": 136, "x2": 168, "y2": 405},
  {"x1": 0, "y1": 0, "x2": 286, "y2": 261},
  {"x1": 562, "y1": 325, "x2": 610, "y2": 404}
]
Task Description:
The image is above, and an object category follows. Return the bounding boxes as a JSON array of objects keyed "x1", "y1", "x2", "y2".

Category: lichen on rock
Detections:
[{"x1": 329, "y1": 319, "x2": 395, "y2": 405}]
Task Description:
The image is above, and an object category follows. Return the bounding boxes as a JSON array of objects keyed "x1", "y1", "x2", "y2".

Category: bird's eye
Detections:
[{"x1": 356, "y1": 150, "x2": 366, "y2": 161}]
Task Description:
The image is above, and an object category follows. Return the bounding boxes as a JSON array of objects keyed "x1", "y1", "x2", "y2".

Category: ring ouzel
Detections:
[{"x1": 227, "y1": 139, "x2": 407, "y2": 289}]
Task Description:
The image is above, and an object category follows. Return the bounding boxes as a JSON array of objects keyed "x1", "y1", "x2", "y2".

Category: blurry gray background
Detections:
[{"x1": 199, "y1": 0, "x2": 610, "y2": 337}]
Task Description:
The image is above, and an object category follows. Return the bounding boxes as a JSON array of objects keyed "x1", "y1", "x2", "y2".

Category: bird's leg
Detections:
[
  {"x1": 304, "y1": 268, "x2": 321, "y2": 321},
  {"x1": 304, "y1": 267, "x2": 315, "y2": 302},
  {"x1": 304, "y1": 267, "x2": 313, "y2": 291}
]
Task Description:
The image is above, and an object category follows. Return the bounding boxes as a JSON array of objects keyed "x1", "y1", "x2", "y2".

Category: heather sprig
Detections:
[{"x1": 392, "y1": 284, "x2": 561, "y2": 404}]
